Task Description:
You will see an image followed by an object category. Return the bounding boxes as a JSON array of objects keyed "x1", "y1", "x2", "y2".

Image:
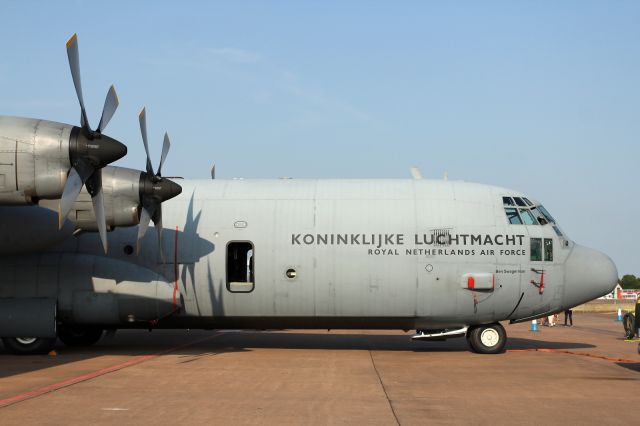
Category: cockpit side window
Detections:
[
  {"x1": 519, "y1": 209, "x2": 537, "y2": 225},
  {"x1": 544, "y1": 238, "x2": 553, "y2": 261},
  {"x1": 522, "y1": 197, "x2": 534, "y2": 206},
  {"x1": 537, "y1": 205, "x2": 556, "y2": 224},
  {"x1": 552, "y1": 225, "x2": 563, "y2": 237},
  {"x1": 530, "y1": 238, "x2": 542, "y2": 261},
  {"x1": 530, "y1": 207, "x2": 548, "y2": 225},
  {"x1": 505, "y1": 207, "x2": 523, "y2": 224}
]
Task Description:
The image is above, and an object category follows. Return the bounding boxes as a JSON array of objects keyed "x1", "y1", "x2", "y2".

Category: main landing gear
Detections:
[
  {"x1": 1, "y1": 326, "x2": 104, "y2": 355},
  {"x1": 1, "y1": 337, "x2": 57, "y2": 355},
  {"x1": 466, "y1": 323, "x2": 507, "y2": 354},
  {"x1": 57, "y1": 326, "x2": 104, "y2": 347}
]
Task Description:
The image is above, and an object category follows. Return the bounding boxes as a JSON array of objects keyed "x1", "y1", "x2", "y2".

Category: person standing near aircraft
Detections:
[
  {"x1": 564, "y1": 309, "x2": 573, "y2": 326},
  {"x1": 546, "y1": 314, "x2": 556, "y2": 327}
]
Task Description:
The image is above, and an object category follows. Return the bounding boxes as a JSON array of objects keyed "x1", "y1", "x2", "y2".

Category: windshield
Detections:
[{"x1": 503, "y1": 198, "x2": 560, "y2": 227}]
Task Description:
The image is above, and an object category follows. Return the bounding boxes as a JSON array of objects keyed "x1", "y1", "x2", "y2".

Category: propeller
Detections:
[
  {"x1": 136, "y1": 108, "x2": 182, "y2": 261},
  {"x1": 59, "y1": 34, "x2": 127, "y2": 253}
]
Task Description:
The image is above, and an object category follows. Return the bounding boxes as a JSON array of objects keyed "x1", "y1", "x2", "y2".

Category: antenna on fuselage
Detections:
[
  {"x1": 410, "y1": 166, "x2": 423, "y2": 180},
  {"x1": 444, "y1": 172, "x2": 448, "y2": 181},
  {"x1": 211, "y1": 164, "x2": 215, "y2": 179}
]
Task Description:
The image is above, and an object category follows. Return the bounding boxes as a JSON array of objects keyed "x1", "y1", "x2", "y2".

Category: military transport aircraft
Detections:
[{"x1": 0, "y1": 35, "x2": 618, "y2": 355}]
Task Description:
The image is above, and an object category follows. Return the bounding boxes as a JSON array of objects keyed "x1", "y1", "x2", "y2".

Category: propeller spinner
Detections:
[
  {"x1": 136, "y1": 108, "x2": 182, "y2": 260},
  {"x1": 59, "y1": 34, "x2": 127, "y2": 253}
]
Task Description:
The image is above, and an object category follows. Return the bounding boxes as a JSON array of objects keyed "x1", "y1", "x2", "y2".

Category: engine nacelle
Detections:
[
  {"x1": 0, "y1": 116, "x2": 127, "y2": 206},
  {"x1": 0, "y1": 116, "x2": 72, "y2": 204},
  {"x1": 40, "y1": 165, "x2": 142, "y2": 231}
]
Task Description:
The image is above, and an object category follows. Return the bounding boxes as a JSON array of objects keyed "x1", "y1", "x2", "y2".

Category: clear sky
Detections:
[{"x1": 1, "y1": 1, "x2": 638, "y2": 276}]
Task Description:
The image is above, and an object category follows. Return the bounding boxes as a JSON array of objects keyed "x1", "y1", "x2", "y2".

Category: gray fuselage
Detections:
[{"x1": 0, "y1": 178, "x2": 618, "y2": 331}]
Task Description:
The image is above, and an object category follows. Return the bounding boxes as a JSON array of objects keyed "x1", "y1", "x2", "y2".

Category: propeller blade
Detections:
[
  {"x1": 152, "y1": 207, "x2": 165, "y2": 264},
  {"x1": 136, "y1": 205, "x2": 153, "y2": 255},
  {"x1": 157, "y1": 133, "x2": 171, "y2": 177},
  {"x1": 59, "y1": 160, "x2": 93, "y2": 228},
  {"x1": 138, "y1": 108, "x2": 154, "y2": 175},
  {"x1": 97, "y1": 85, "x2": 119, "y2": 133},
  {"x1": 86, "y1": 170, "x2": 108, "y2": 253},
  {"x1": 66, "y1": 34, "x2": 90, "y2": 131}
]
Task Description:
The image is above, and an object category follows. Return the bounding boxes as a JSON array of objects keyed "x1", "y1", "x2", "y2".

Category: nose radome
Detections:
[{"x1": 563, "y1": 244, "x2": 618, "y2": 308}]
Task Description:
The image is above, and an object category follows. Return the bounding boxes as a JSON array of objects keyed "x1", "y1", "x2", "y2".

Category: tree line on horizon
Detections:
[{"x1": 619, "y1": 274, "x2": 640, "y2": 289}]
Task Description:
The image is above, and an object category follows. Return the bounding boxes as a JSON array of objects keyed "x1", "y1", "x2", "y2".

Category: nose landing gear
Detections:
[{"x1": 466, "y1": 323, "x2": 507, "y2": 354}]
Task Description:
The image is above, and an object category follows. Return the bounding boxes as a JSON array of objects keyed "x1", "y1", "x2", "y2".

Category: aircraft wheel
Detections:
[
  {"x1": 622, "y1": 313, "x2": 635, "y2": 339},
  {"x1": 1, "y1": 337, "x2": 57, "y2": 355},
  {"x1": 58, "y1": 326, "x2": 104, "y2": 347},
  {"x1": 466, "y1": 323, "x2": 507, "y2": 354}
]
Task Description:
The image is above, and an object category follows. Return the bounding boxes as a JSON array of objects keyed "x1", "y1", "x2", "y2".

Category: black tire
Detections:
[
  {"x1": 622, "y1": 313, "x2": 635, "y2": 339},
  {"x1": 466, "y1": 323, "x2": 507, "y2": 354},
  {"x1": 2, "y1": 337, "x2": 57, "y2": 355},
  {"x1": 58, "y1": 326, "x2": 103, "y2": 347}
]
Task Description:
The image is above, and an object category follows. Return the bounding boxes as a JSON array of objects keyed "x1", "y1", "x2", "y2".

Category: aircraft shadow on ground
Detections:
[
  {"x1": 615, "y1": 362, "x2": 640, "y2": 373},
  {"x1": 0, "y1": 331, "x2": 603, "y2": 379},
  {"x1": 191, "y1": 331, "x2": 597, "y2": 353}
]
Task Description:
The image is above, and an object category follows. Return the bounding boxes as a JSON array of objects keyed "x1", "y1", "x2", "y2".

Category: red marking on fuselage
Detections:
[{"x1": 173, "y1": 225, "x2": 179, "y2": 308}]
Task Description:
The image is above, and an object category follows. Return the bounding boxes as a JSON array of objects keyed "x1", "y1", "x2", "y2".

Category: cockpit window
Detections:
[
  {"x1": 522, "y1": 197, "x2": 534, "y2": 206},
  {"x1": 513, "y1": 197, "x2": 527, "y2": 207},
  {"x1": 502, "y1": 197, "x2": 515, "y2": 206},
  {"x1": 530, "y1": 207, "x2": 548, "y2": 225},
  {"x1": 519, "y1": 209, "x2": 537, "y2": 225},
  {"x1": 505, "y1": 207, "x2": 523, "y2": 224},
  {"x1": 537, "y1": 205, "x2": 556, "y2": 224}
]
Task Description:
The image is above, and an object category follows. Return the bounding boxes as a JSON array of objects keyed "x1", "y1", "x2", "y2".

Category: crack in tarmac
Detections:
[{"x1": 368, "y1": 350, "x2": 401, "y2": 426}]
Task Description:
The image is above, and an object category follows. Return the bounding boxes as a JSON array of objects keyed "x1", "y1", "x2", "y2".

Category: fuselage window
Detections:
[
  {"x1": 519, "y1": 209, "x2": 537, "y2": 225},
  {"x1": 514, "y1": 197, "x2": 527, "y2": 207},
  {"x1": 226, "y1": 241, "x2": 255, "y2": 293},
  {"x1": 530, "y1": 238, "x2": 542, "y2": 261},
  {"x1": 505, "y1": 207, "x2": 523, "y2": 224},
  {"x1": 503, "y1": 197, "x2": 515, "y2": 206},
  {"x1": 544, "y1": 238, "x2": 553, "y2": 261}
]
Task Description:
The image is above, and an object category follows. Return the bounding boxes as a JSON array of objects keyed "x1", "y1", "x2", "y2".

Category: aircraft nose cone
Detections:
[{"x1": 563, "y1": 244, "x2": 618, "y2": 308}]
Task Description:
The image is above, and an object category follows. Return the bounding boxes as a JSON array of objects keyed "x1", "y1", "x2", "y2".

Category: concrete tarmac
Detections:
[{"x1": 0, "y1": 313, "x2": 638, "y2": 426}]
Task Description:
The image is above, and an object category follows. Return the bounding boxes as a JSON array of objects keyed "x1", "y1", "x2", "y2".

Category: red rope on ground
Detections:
[
  {"x1": 506, "y1": 348, "x2": 638, "y2": 363},
  {"x1": 0, "y1": 333, "x2": 224, "y2": 408}
]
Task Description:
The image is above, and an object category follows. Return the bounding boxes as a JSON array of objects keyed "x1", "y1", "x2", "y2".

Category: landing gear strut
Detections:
[{"x1": 466, "y1": 323, "x2": 507, "y2": 354}]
